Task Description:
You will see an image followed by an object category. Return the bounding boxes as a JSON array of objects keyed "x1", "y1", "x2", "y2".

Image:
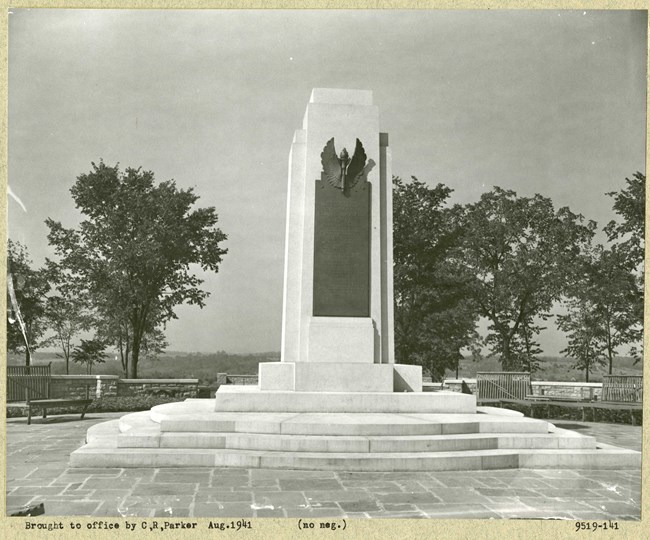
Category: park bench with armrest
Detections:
[{"x1": 6, "y1": 364, "x2": 93, "y2": 425}]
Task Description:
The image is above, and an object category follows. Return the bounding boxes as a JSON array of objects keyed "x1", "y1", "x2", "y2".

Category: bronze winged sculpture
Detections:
[{"x1": 320, "y1": 138, "x2": 368, "y2": 194}]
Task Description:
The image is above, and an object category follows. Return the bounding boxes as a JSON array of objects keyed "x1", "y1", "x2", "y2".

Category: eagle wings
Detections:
[{"x1": 320, "y1": 138, "x2": 367, "y2": 193}]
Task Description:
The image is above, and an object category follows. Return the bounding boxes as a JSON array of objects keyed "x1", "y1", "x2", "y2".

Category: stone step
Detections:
[
  {"x1": 118, "y1": 411, "x2": 159, "y2": 433},
  {"x1": 117, "y1": 429, "x2": 597, "y2": 452},
  {"x1": 145, "y1": 406, "x2": 552, "y2": 436},
  {"x1": 73, "y1": 408, "x2": 639, "y2": 471},
  {"x1": 160, "y1": 415, "x2": 549, "y2": 436},
  {"x1": 86, "y1": 419, "x2": 120, "y2": 447},
  {"x1": 70, "y1": 443, "x2": 639, "y2": 471},
  {"x1": 518, "y1": 443, "x2": 642, "y2": 469},
  {"x1": 212, "y1": 387, "x2": 477, "y2": 413},
  {"x1": 159, "y1": 414, "x2": 483, "y2": 436}
]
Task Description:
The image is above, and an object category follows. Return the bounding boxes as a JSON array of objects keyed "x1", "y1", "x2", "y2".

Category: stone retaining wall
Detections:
[
  {"x1": 50, "y1": 375, "x2": 119, "y2": 399},
  {"x1": 445, "y1": 379, "x2": 478, "y2": 394},
  {"x1": 117, "y1": 379, "x2": 199, "y2": 398},
  {"x1": 532, "y1": 381, "x2": 602, "y2": 400},
  {"x1": 49, "y1": 373, "x2": 602, "y2": 401},
  {"x1": 215, "y1": 373, "x2": 259, "y2": 386},
  {"x1": 49, "y1": 375, "x2": 199, "y2": 399}
]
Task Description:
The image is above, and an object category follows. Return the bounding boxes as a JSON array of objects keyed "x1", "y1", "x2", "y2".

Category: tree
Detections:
[
  {"x1": 393, "y1": 176, "x2": 479, "y2": 380},
  {"x1": 460, "y1": 187, "x2": 596, "y2": 371},
  {"x1": 604, "y1": 172, "x2": 645, "y2": 362},
  {"x1": 43, "y1": 262, "x2": 93, "y2": 374},
  {"x1": 71, "y1": 338, "x2": 107, "y2": 375},
  {"x1": 46, "y1": 161, "x2": 228, "y2": 378},
  {"x1": 605, "y1": 172, "x2": 645, "y2": 269},
  {"x1": 557, "y1": 298, "x2": 606, "y2": 383},
  {"x1": 563, "y1": 245, "x2": 641, "y2": 374},
  {"x1": 97, "y1": 309, "x2": 169, "y2": 376},
  {"x1": 512, "y1": 315, "x2": 546, "y2": 373},
  {"x1": 6, "y1": 240, "x2": 52, "y2": 365},
  {"x1": 94, "y1": 299, "x2": 168, "y2": 377}
]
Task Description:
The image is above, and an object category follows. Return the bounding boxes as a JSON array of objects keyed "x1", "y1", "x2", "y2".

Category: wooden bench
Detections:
[
  {"x1": 7, "y1": 364, "x2": 93, "y2": 425},
  {"x1": 17, "y1": 398, "x2": 93, "y2": 425}
]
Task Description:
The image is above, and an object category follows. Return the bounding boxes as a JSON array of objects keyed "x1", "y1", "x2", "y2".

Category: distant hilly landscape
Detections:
[
  {"x1": 451, "y1": 355, "x2": 642, "y2": 383},
  {"x1": 6, "y1": 350, "x2": 641, "y2": 385},
  {"x1": 6, "y1": 350, "x2": 277, "y2": 384}
]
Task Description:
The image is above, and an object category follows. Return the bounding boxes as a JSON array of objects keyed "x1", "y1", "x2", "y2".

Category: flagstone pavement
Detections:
[{"x1": 5, "y1": 412, "x2": 642, "y2": 520}]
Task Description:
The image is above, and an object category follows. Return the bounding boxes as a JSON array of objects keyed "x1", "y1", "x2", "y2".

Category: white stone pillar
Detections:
[{"x1": 260, "y1": 88, "x2": 421, "y2": 392}]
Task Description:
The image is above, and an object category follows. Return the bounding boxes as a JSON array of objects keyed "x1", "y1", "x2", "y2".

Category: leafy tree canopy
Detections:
[
  {"x1": 603, "y1": 172, "x2": 645, "y2": 353},
  {"x1": 393, "y1": 176, "x2": 479, "y2": 380},
  {"x1": 460, "y1": 187, "x2": 597, "y2": 371},
  {"x1": 46, "y1": 161, "x2": 228, "y2": 378},
  {"x1": 6, "y1": 240, "x2": 52, "y2": 365},
  {"x1": 43, "y1": 260, "x2": 94, "y2": 374},
  {"x1": 71, "y1": 338, "x2": 107, "y2": 375},
  {"x1": 605, "y1": 172, "x2": 645, "y2": 269},
  {"x1": 557, "y1": 297, "x2": 607, "y2": 383}
]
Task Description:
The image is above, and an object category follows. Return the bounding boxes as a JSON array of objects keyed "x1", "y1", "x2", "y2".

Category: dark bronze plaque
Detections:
[{"x1": 313, "y1": 179, "x2": 370, "y2": 316}]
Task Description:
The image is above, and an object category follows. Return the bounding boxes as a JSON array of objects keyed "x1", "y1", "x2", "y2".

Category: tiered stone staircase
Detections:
[{"x1": 70, "y1": 389, "x2": 640, "y2": 471}]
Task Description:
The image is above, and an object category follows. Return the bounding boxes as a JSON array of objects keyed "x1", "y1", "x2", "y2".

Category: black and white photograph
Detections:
[{"x1": 4, "y1": 6, "x2": 646, "y2": 534}]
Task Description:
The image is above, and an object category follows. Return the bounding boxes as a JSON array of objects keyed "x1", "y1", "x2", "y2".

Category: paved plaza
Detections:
[{"x1": 5, "y1": 412, "x2": 642, "y2": 520}]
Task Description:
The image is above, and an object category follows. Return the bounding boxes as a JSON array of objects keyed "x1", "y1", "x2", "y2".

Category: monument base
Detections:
[
  {"x1": 308, "y1": 317, "x2": 374, "y2": 364},
  {"x1": 213, "y1": 386, "x2": 474, "y2": 413},
  {"x1": 258, "y1": 362, "x2": 422, "y2": 392},
  {"x1": 69, "y1": 396, "x2": 641, "y2": 470}
]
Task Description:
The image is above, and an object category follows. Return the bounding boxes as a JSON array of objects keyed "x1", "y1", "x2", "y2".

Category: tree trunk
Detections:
[
  {"x1": 585, "y1": 364, "x2": 589, "y2": 383},
  {"x1": 605, "y1": 314, "x2": 613, "y2": 375},
  {"x1": 129, "y1": 349, "x2": 138, "y2": 379},
  {"x1": 25, "y1": 348, "x2": 31, "y2": 367},
  {"x1": 501, "y1": 335, "x2": 512, "y2": 371},
  {"x1": 130, "y1": 331, "x2": 142, "y2": 379},
  {"x1": 608, "y1": 353, "x2": 613, "y2": 375},
  {"x1": 502, "y1": 351, "x2": 519, "y2": 371},
  {"x1": 522, "y1": 324, "x2": 533, "y2": 372},
  {"x1": 118, "y1": 337, "x2": 127, "y2": 377},
  {"x1": 606, "y1": 339, "x2": 613, "y2": 375}
]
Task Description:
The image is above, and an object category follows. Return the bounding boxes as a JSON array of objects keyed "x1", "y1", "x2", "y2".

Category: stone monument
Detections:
[
  {"x1": 259, "y1": 88, "x2": 421, "y2": 393},
  {"x1": 70, "y1": 89, "x2": 640, "y2": 472}
]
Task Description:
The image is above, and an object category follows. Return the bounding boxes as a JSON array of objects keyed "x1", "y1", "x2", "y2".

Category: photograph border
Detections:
[{"x1": 0, "y1": 1, "x2": 647, "y2": 538}]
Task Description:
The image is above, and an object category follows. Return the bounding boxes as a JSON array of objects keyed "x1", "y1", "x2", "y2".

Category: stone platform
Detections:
[
  {"x1": 7, "y1": 413, "x2": 642, "y2": 519},
  {"x1": 69, "y1": 389, "x2": 641, "y2": 471}
]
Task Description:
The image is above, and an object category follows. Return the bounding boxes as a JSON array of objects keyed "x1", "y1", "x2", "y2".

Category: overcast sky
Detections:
[{"x1": 8, "y1": 9, "x2": 647, "y2": 355}]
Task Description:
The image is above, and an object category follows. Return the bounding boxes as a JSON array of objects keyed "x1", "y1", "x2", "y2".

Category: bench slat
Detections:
[
  {"x1": 26, "y1": 399, "x2": 93, "y2": 425},
  {"x1": 28, "y1": 399, "x2": 93, "y2": 405}
]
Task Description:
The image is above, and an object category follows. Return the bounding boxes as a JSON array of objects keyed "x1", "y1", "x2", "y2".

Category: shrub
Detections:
[
  {"x1": 489, "y1": 400, "x2": 642, "y2": 425},
  {"x1": 87, "y1": 395, "x2": 180, "y2": 412},
  {"x1": 6, "y1": 395, "x2": 181, "y2": 418}
]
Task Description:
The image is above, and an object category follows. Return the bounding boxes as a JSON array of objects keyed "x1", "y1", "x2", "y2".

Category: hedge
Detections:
[
  {"x1": 7, "y1": 395, "x2": 642, "y2": 426},
  {"x1": 6, "y1": 395, "x2": 181, "y2": 418},
  {"x1": 487, "y1": 400, "x2": 642, "y2": 426}
]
